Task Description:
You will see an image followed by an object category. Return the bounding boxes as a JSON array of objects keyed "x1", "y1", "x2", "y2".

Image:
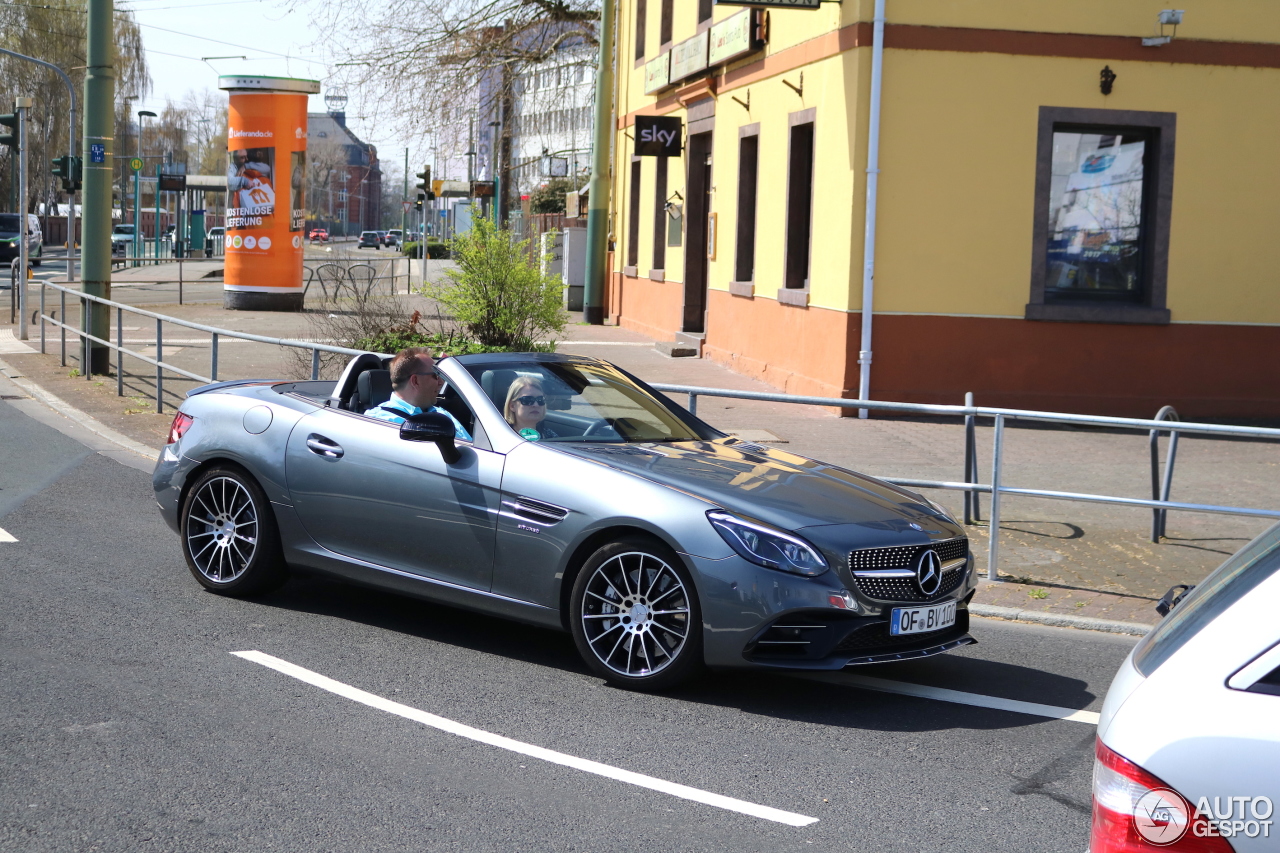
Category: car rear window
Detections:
[{"x1": 1132, "y1": 522, "x2": 1280, "y2": 677}]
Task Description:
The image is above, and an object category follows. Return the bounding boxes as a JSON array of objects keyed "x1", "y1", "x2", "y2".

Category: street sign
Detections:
[
  {"x1": 159, "y1": 173, "x2": 186, "y2": 192},
  {"x1": 89, "y1": 143, "x2": 105, "y2": 163},
  {"x1": 402, "y1": 201, "x2": 412, "y2": 213},
  {"x1": 129, "y1": 157, "x2": 143, "y2": 172}
]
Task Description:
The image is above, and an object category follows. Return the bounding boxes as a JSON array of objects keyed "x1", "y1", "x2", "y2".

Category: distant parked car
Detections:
[
  {"x1": 1091, "y1": 524, "x2": 1280, "y2": 853},
  {"x1": 357, "y1": 230, "x2": 381, "y2": 249},
  {"x1": 385, "y1": 229, "x2": 402, "y2": 247},
  {"x1": 0, "y1": 213, "x2": 42, "y2": 267},
  {"x1": 309, "y1": 228, "x2": 329, "y2": 243}
]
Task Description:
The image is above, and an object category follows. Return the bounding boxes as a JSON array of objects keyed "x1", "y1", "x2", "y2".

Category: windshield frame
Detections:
[{"x1": 456, "y1": 354, "x2": 724, "y2": 445}]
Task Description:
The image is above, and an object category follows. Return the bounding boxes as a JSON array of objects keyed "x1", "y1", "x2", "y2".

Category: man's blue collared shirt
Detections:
[{"x1": 365, "y1": 394, "x2": 472, "y2": 441}]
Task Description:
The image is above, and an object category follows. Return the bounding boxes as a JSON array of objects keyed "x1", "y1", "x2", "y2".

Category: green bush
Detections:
[
  {"x1": 427, "y1": 218, "x2": 566, "y2": 351},
  {"x1": 401, "y1": 240, "x2": 449, "y2": 259},
  {"x1": 355, "y1": 311, "x2": 546, "y2": 356},
  {"x1": 529, "y1": 178, "x2": 577, "y2": 214}
]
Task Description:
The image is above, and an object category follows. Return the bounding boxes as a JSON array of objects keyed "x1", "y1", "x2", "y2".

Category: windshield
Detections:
[
  {"x1": 112, "y1": 225, "x2": 134, "y2": 235},
  {"x1": 464, "y1": 359, "x2": 714, "y2": 443},
  {"x1": 0, "y1": 214, "x2": 20, "y2": 233},
  {"x1": 1132, "y1": 522, "x2": 1280, "y2": 676}
]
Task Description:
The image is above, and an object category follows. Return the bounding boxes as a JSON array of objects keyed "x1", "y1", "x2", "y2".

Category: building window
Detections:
[
  {"x1": 627, "y1": 157, "x2": 642, "y2": 271},
  {"x1": 652, "y1": 156, "x2": 667, "y2": 273},
  {"x1": 698, "y1": 0, "x2": 713, "y2": 25},
  {"x1": 1028, "y1": 106, "x2": 1175, "y2": 324},
  {"x1": 734, "y1": 124, "x2": 760, "y2": 284},
  {"x1": 783, "y1": 110, "x2": 816, "y2": 292},
  {"x1": 660, "y1": 0, "x2": 673, "y2": 47},
  {"x1": 635, "y1": 0, "x2": 647, "y2": 61}
]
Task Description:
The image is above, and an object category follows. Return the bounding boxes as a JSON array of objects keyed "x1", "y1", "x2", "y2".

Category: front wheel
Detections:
[
  {"x1": 180, "y1": 464, "x2": 287, "y2": 596},
  {"x1": 570, "y1": 536, "x2": 703, "y2": 691}
]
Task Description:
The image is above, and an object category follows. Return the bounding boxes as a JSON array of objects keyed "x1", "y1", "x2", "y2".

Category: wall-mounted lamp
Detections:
[
  {"x1": 782, "y1": 72, "x2": 803, "y2": 98},
  {"x1": 664, "y1": 190, "x2": 684, "y2": 219},
  {"x1": 731, "y1": 90, "x2": 750, "y2": 112},
  {"x1": 1142, "y1": 9, "x2": 1184, "y2": 47},
  {"x1": 1100, "y1": 65, "x2": 1117, "y2": 95}
]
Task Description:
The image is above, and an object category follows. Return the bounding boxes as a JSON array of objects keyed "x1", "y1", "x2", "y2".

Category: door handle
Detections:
[{"x1": 305, "y1": 434, "x2": 344, "y2": 459}]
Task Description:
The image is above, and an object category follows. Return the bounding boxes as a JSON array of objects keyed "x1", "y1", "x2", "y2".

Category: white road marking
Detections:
[
  {"x1": 0, "y1": 527, "x2": 17, "y2": 543},
  {"x1": 232, "y1": 650, "x2": 819, "y2": 827},
  {"x1": 797, "y1": 672, "x2": 1102, "y2": 725}
]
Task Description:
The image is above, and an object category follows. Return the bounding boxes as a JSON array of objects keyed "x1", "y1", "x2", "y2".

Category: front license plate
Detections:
[{"x1": 891, "y1": 601, "x2": 957, "y2": 636}]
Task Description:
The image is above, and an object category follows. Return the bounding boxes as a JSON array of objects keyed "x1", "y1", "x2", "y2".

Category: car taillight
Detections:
[
  {"x1": 167, "y1": 412, "x2": 194, "y2": 445},
  {"x1": 1090, "y1": 739, "x2": 1233, "y2": 852}
]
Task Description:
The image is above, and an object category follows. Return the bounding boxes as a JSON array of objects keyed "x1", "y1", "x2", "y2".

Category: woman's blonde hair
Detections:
[{"x1": 503, "y1": 375, "x2": 545, "y2": 426}]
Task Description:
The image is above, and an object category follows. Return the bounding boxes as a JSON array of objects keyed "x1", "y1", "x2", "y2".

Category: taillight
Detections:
[
  {"x1": 1090, "y1": 739, "x2": 1233, "y2": 852},
  {"x1": 167, "y1": 412, "x2": 194, "y2": 445}
]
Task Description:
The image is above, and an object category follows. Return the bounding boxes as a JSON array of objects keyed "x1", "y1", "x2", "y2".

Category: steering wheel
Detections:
[{"x1": 582, "y1": 418, "x2": 620, "y2": 438}]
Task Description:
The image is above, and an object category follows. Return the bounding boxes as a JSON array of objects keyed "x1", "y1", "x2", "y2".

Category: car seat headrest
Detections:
[{"x1": 356, "y1": 369, "x2": 393, "y2": 412}]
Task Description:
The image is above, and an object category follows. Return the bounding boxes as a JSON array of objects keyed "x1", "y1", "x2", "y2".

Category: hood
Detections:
[{"x1": 555, "y1": 438, "x2": 961, "y2": 536}]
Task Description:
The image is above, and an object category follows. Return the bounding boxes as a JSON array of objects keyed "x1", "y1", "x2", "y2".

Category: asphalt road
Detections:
[{"x1": 0, "y1": 396, "x2": 1137, "y2": 852}]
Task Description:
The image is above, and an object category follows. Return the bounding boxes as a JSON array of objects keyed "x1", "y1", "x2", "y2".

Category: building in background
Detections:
[
  {"x1": 509, "y1": 44, "x2": 596, "y2": 197},
  {"x1": 610, "y1": 0, "x2": 1280, "y2": 418},
  {"x1": 307, "y1": 111, "x2": 382, "y2": 235}
]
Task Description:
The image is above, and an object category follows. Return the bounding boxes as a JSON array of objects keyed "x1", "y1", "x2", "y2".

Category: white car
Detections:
[{"x1": 1091, "y1": 524, "x2": 1280, "y2": 852}]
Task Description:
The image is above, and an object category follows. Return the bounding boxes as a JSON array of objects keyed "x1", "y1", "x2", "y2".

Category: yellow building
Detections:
[{"x1": 608, "y1": 0, "x2": 1280, "y2": 417}]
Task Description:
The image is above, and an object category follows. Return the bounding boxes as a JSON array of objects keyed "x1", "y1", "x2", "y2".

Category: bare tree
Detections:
[
  {"x1": 0, "y1": 2, "x2": 149, "y2": 213},
  {"x1": 297, "y1": 0, "x2": 599, "y2": 146}
]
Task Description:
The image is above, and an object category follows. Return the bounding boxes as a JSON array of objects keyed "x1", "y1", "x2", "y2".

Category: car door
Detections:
[{"x1": 284, "y1": 407, "x2": 503, "y2": 591}]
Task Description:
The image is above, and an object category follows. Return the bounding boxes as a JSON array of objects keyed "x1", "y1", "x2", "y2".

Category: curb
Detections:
[
  {"x1": 0, "y1": 356, "x2": 158, "y2": 462},
  {"x1": 970, "y1": 603, "x2": 1152, "y2": 636}
]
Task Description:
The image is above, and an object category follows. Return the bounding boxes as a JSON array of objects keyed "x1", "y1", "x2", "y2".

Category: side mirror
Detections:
[{"x1": 399, "y1": 411, "x2": 460, "y2": 464}]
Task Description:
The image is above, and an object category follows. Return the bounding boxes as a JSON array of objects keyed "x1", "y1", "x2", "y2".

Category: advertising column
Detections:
[{"x1": 218, "y1": 75, "x2": 320, "y2": 310}]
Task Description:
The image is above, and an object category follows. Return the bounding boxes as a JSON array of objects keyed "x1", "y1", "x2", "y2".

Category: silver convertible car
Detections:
[{"x1": 153, "y1": 352, "x2": 977, "y2": 690}]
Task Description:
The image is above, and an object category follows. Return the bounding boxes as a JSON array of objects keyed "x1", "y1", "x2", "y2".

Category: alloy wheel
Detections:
[
  {"x1": 579, "y1": 551, "x2": 691, "y2": 677},
  {"x1": 185, "y1": 476, "x2": 259, "y2": 583}
]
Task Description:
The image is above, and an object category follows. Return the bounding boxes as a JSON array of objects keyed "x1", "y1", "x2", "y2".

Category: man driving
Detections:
[{"x1": 366, "y1": 347, "x2": 472, "y2": 440}]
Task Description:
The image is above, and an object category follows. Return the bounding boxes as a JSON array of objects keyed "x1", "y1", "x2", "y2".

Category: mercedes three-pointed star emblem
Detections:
[{"x1": 915, "y1": 548, "x2": 942, "y2": 596}]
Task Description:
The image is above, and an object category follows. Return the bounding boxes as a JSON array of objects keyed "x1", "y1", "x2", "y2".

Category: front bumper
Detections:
[{"x1": 690, "y1": 551, "x2": 977, "y2": 671}]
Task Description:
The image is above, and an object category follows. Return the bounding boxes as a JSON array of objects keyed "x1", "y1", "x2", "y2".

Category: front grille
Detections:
[
  {"x1": 848, "y1": 537, "x2": 967, "y2": 572},
  {"x1": 853, "y1": 566, "x2": 966, "y2": 603},
  {"x1": 833, "y1": 610, "x2": 969, "y2": 653}
]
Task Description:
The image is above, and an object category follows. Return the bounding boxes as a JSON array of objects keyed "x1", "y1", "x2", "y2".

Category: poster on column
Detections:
[{"x1": 219, "y1": 75, "x2": 318, "y2": 310}]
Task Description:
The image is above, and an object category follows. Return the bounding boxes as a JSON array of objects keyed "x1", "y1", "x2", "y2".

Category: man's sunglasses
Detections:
[
  {"x1": 411, "y1": 370, "x2": 442, "y2": 381},
  {"x1": 515, "y1": 395, "x2": 546, "y2": 406}
]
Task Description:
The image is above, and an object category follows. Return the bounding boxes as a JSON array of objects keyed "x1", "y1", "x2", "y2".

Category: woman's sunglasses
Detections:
[{"x1": 515, "y1": 395, "x2": 546, "y2": 406}]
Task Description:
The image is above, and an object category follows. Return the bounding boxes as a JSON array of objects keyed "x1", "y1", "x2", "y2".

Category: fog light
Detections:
[{"x1": 828, "y1": 591, "x2": 858, "y2": 611}]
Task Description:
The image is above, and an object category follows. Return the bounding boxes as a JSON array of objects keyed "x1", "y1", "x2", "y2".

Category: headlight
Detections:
[{"x1": 707, "y1": 511, "x2": 828, "y2": 577}]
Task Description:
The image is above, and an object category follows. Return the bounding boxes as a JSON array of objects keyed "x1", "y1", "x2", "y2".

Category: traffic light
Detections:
[
  {"x1": 0, "y1": 113, "x2": 18, "y2": 150},
  {"x1": 414, "y1": 195, "x2": 423, "y2": 211},
  {"x1": 415, "y1": 166, "x2": 434, "y2": 200},
  {"x1": 51, "y1": 155, "x2": 83, "y2": 193}
]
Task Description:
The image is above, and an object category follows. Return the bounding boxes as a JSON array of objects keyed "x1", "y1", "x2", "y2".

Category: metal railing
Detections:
[
  {"x1": 651, "y1": 382, "x2": 1280, "y2": 581},
  {"x1": 24, "y1": 287, "x2": 1280, "y2": 582},
  {"x1": 36, "y1": 280, "x2": 374, "y2": 414}
]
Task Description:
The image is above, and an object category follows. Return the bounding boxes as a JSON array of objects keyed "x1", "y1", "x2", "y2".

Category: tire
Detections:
[
  {"x1": 180, "y1": 464, "x2": 288, "y2": 596},
  {"x1": 570, "y1": 535, "x2": 703, "y2": 691}
]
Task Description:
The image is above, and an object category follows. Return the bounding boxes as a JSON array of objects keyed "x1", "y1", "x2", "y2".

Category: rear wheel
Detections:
[
  {"x1": 180, "y1": 464, "x2": 287, "y2": 596},
  {"x1": 570, "y1": 536, "x2": 703, "y2": 691}
]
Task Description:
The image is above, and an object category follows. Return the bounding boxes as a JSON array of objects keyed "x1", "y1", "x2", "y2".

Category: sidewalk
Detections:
[{"x1": 5, "y1": 286, "x2": 1276, "y2": 626}]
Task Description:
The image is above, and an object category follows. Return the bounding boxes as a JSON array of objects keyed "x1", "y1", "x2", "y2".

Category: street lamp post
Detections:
[{"x1": 136, "y1": 109, "x2": 156, "y2": 265}]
